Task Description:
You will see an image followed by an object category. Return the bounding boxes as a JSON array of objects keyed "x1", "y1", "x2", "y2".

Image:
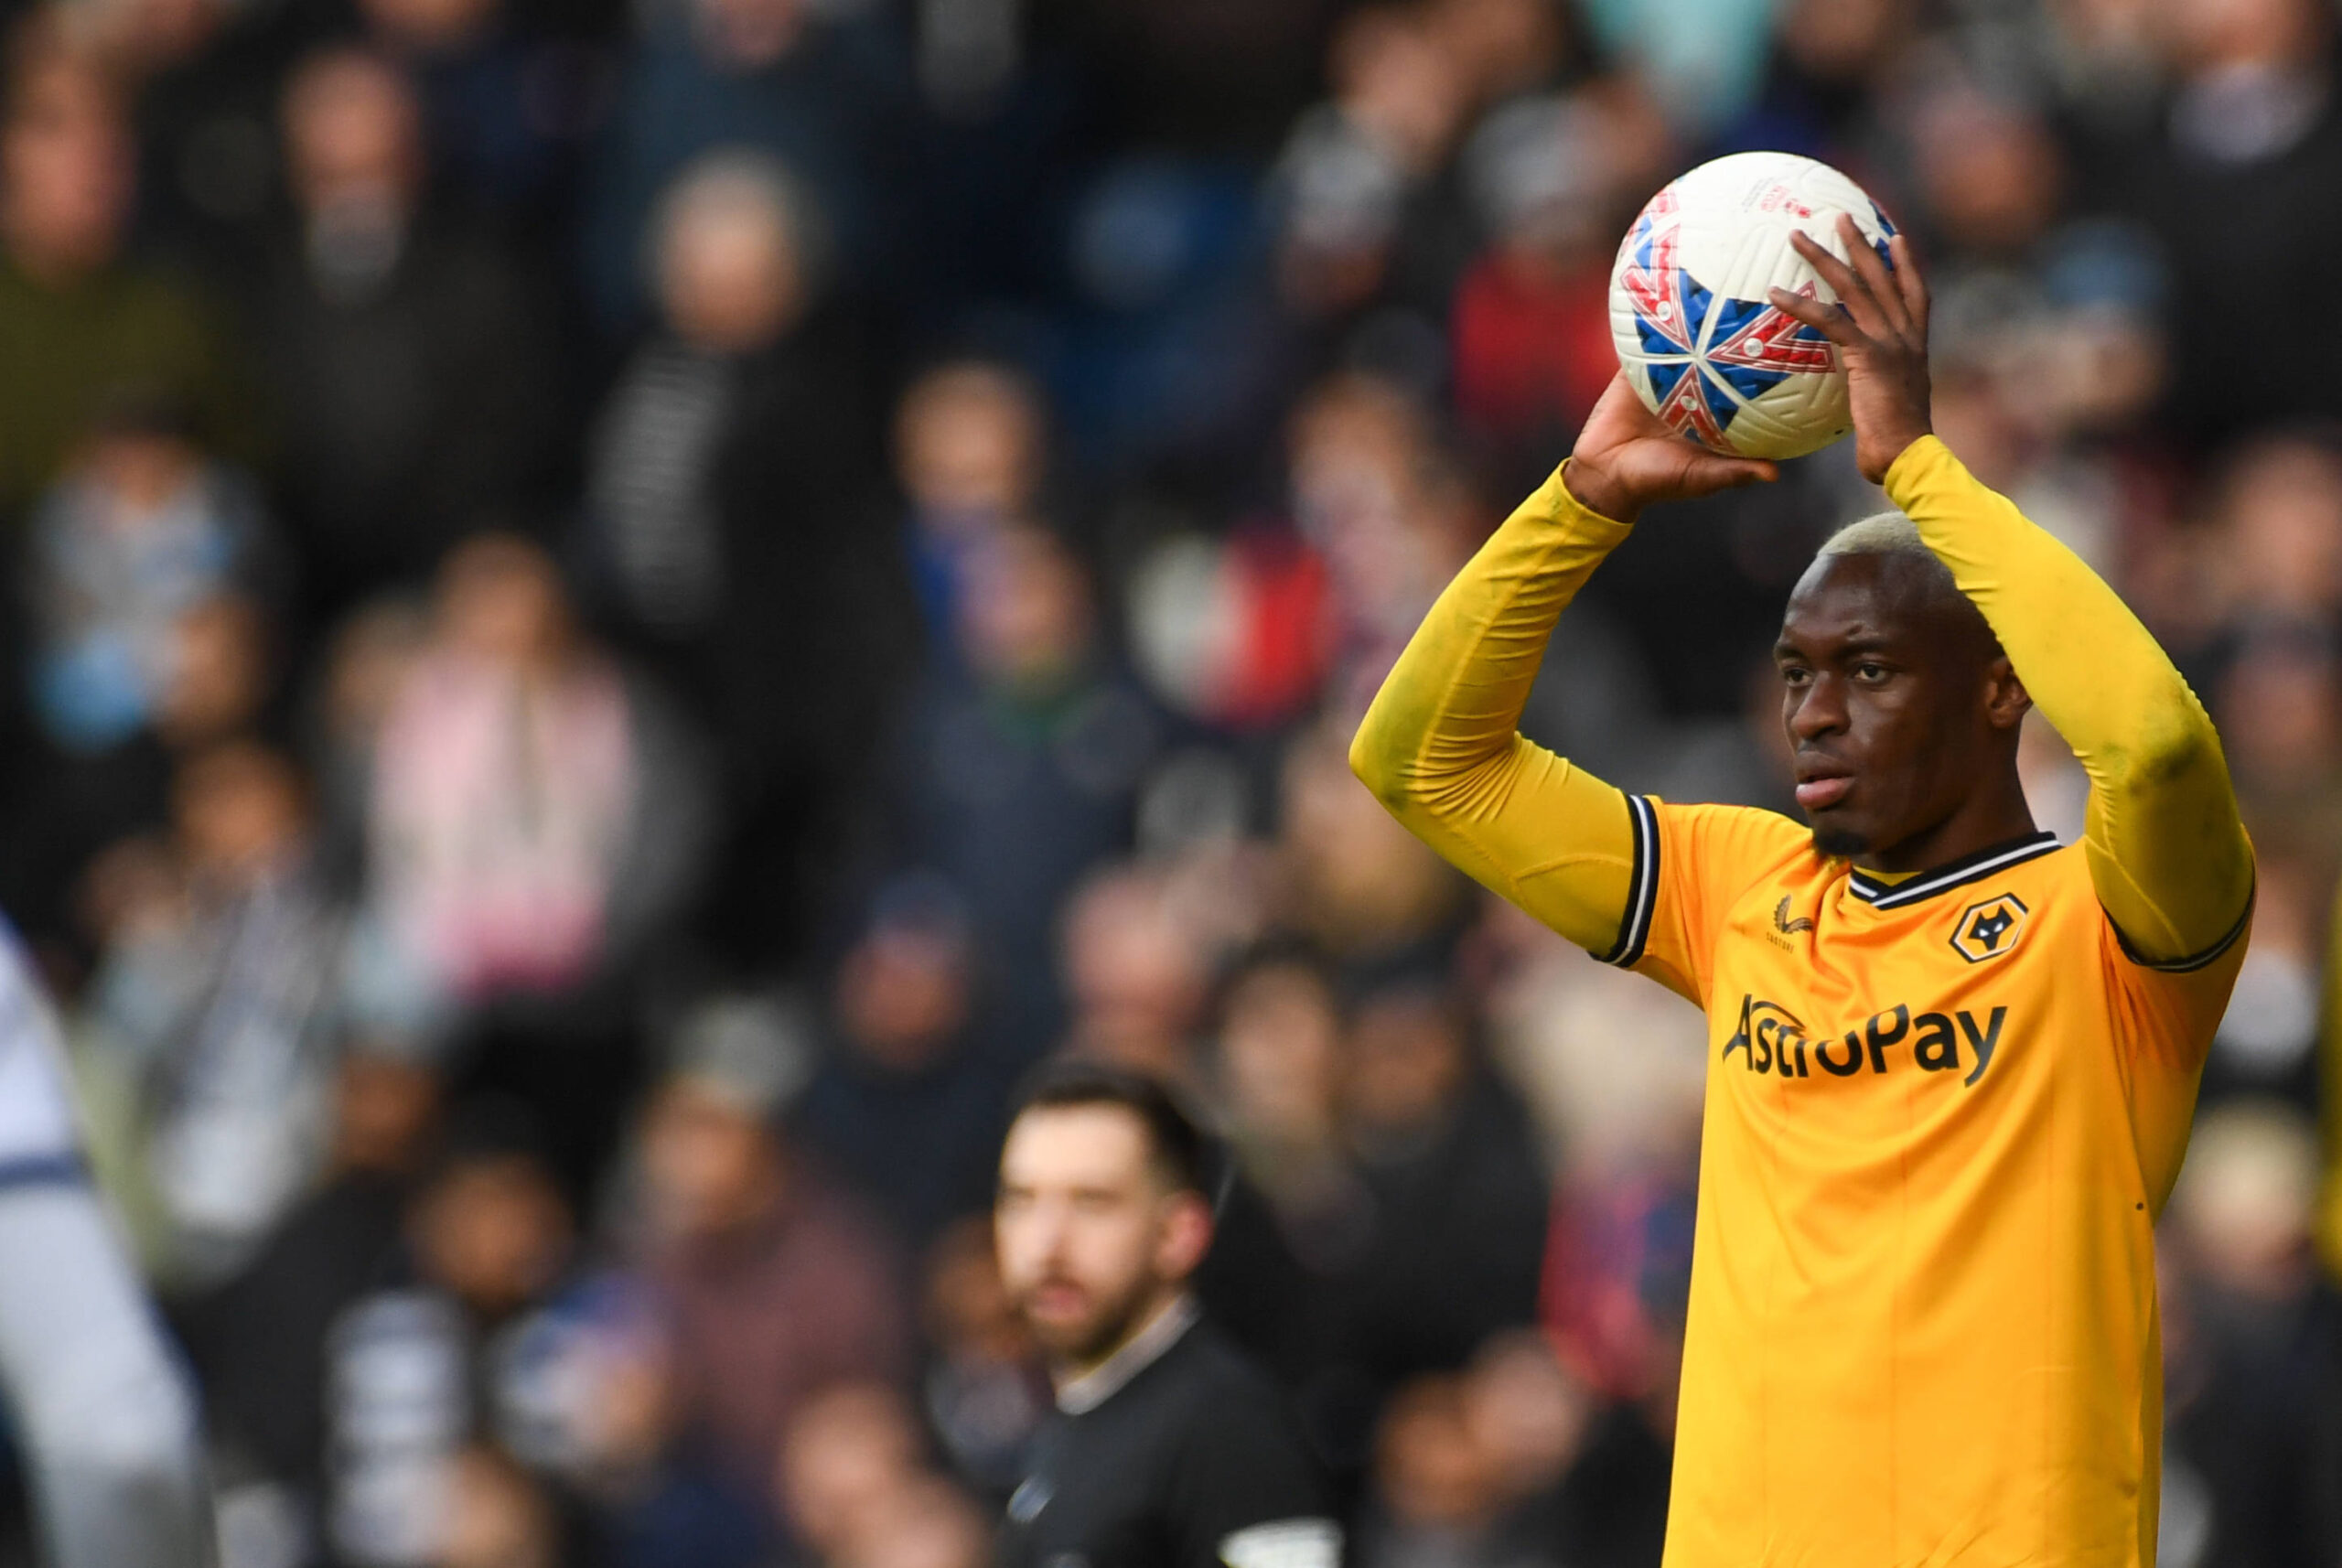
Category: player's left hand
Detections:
[{"x1": 1768, "y1": 214, "x2": 1931, "y2": 485}]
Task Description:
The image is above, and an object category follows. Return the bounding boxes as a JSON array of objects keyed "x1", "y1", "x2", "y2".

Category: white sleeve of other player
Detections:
[{"x1": 0, "y1": 926, "x2": 85, "y2": 1167}]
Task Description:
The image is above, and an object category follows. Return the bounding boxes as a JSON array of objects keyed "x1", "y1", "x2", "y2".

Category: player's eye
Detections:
[
  {"x1": 1778, "y1": 665, "x2": 1810, "y2": 686},
  {"x1": 1854, "y1": 661, "x2": 1890, "y2": 682}
]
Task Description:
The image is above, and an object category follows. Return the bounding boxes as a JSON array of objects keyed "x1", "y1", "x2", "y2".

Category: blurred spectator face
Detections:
[
  {"x1": 896, "y1": 363, "x2": 1044, "y2": 530},
  {"x1": 333, "y1": 1051, "x2": 444, "y2": 1174},
  {"x1": 284, "y1": 49, "x2": 421, "y2": 216},
  {"x1": 1329, "y1": 8, "x2": 1466, "y2": 177},
  {"x1": 435, "y1": 534, "x2": 573, "y2": 672},
  {"x1": 1218, "y1": 960, "x2": 1341, "y2": 1147},
  {"x1": 639, "y1": 1081, "x2": 781, "y2": 1241},
  {"x1": 360, "y1": 0, "x2": 502, "y2": 53},
  {"x1": 1779, "y1": 0, "x2": 1907, "y2": 81},
  {"x1": 2215, "y1": 632, "x2": 2339, "y2": 792},
  {"x1": 774, "y1": 1381, "x2": 922, "y2": 1557},
  {"x1": 325, "y1": 598, "x2": 431, "y2": 746},
  {"x1": 2215, "y1": 437, "x2": 2342, "y2": 620},
  {"x1": 1426, "y1": 0, "x2": 1565, "y2": 112},
  {"x1": 75, "y1": 422, "x2": 202, "y2": 516},
  {"x1": 1060, "y1": 868, "x2": 1210, "y2": 1079},
  {"x1": 1463, "y1": 1332, "x2": 1592, "y2": 1502},
  {"x1": 655, "y1": 155, "x2": 807, "y2": 356},
  {"x1": 1345, "y1": 983, "x2": 1467, "y2": 1141},
  {"x1": 75, "y1": 832, "x2": 182, "y2": 950},
  {"x1": 1913, "y1": 93, "x2": 2063, "y2": 256},
  {"x1": 438, "y1": 1444, "x2": 558, "y2": 1568},
  {"x1": 693, "y1": 0, "x2": 810, "y2": 70},
  {"x1": 2155, "y1": 0, "x2": 2326, "y2": 72},
  {"x1": 958, "y1": 525, "x2": 1094, "y2": 692},
  {"x1": 1280, "y1": 725, "x2": 1460, "y2": 954},
  {"x1": 1373, "y1": 1375, "x2": 1503, "y2": 1528},
  {"x1": 2170, "y1": 1101, "x2": 2317, "y2": 1300},
  {"x1": 81, "y1": 0, "x2": 229, "y2": 75},
  {"x1": 155, "y1": 594, "x2": 268, "y2": 746},
  {"x1": 172, "y1": 741, "x2": 306, "y2": 882},
  {"x1": 995, "y1": 1103, "x2": 1211, "y2": 1365},
  {"x1": 411, "y1": 1150, "x2": 573, "y2": 1316},
  {"x1": 1288, "y1": 377, "x2": 1466, "y2": 637},
  {"x1": 924, "y1": 1214, "x2": 1030, "y2": 1364},
  {"x1": 1, "y1": 44, "x2": 132, "y2": 282},
  {"x1": 836, "y1": 900, "x2": 974, "y2": 1075}
]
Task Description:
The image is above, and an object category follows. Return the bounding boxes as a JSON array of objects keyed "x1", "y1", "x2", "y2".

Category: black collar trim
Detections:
[{"x1": 1846, "y1": 831, "x2": 2060, "y2": 910}]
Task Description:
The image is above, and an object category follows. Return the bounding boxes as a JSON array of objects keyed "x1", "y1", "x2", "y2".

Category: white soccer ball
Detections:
[{"x1": 1607, "y1": 151, "x2": 1897, "y2": 460}]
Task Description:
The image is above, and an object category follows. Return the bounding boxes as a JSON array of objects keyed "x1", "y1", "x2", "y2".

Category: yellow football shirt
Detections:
[
  {"x1": 1351, "y1": 435, "x2": 2256, "y2": 1568},
  {"x1": 1610, "y1": 798, "x2": 2243, "y2": 1567}
]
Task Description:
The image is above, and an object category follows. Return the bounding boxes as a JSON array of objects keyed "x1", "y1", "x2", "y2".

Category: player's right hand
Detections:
[{"x1": 1563, "y1": 370, "x2": 1778, "y2": 525}]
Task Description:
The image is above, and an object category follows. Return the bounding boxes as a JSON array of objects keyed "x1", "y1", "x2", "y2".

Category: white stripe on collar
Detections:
[
  {"x1": 1055, "y1": 1294, "x2": 1200, "y2": 1414},
  {"x1": 1847, "y1": 832, "x2": 2060, "y2": 910}
]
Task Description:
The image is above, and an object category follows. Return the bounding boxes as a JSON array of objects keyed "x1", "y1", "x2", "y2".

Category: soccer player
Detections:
[
  {"x1": 0, "y1": 922, "x2": 213, "y2": 1568},
  {"x1": 993, "y1": 1060, "x2": 1338, "y2": 1568},
  {"x1": 1351, "y1": 217, "x2": 2254, "y2": 1567}
]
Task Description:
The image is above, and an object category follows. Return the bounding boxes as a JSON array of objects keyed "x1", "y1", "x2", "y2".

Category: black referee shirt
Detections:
[{"x1": 999, "y1": 1302, "x2": 1338, "y2": 1568}]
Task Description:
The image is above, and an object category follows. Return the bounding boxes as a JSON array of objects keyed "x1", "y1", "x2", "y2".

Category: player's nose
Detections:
[{"x1": 1787, "y1": 673, "x2": 1849, "y2": 739}]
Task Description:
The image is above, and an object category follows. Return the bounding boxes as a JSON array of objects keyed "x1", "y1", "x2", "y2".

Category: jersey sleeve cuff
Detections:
[
  {"x1": 1879, "y1": 433, "x2": 1957, "y2": 509},
  {"x1": 1538, "y1": 461, "x2": 1639, "y2": 544},
  {"x1": 2109, "y1": 882, "x2": 2254, "y2": 974},
  {"x1": 1596, "y1": 793, "x2": 1660, "y2": 968}
]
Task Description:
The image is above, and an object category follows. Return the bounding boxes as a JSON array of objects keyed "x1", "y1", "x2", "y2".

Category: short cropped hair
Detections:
[
  {"x1": 1007, "y1": 1058, "x2": 1209, "y2": 1197},
  {"x1": 1818, "y1": 510, "x2": 1928, "y2": 558}
]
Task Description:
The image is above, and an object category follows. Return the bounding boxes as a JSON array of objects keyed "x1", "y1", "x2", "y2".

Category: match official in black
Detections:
[{"x1": 994, "y1": 1059, "x2": 1339, "y2": 1568}]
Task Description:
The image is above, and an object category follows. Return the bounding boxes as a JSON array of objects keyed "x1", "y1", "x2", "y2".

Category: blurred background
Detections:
[{"x1": 0, "y1": 0, "x2": 2332, "y2": 1563}]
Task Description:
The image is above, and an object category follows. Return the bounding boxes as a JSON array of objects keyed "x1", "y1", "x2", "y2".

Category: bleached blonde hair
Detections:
[{"x1": 1818, "y1": 510, "x2": 1928, "y2": 558}]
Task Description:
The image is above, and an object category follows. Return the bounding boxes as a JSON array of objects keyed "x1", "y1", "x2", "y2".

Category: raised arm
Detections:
[
  {"x1": 1885, "y1": 439, "x2": 2250, "y2": 961},
  {"x1": 1350, "y1": 374, "x2": 1776, "y2": 957},
  {"x1": 1774, "y1": 219, "x2": 2252, "y2": 963}
]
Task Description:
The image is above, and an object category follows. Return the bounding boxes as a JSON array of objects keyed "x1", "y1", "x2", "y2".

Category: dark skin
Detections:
[{"x1": 1565, "y1": 216, "x2": 2036, "y2": 872}]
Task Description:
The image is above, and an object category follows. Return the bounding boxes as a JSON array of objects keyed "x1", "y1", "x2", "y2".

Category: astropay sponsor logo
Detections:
[{"x1": 1721, "y1": 996, "x2": 2004, "y2": 1088}]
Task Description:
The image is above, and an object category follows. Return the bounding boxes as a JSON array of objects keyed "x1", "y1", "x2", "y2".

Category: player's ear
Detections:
[{"x1": 1984, "y1": 657, "x2": 2030, "y2": 729}]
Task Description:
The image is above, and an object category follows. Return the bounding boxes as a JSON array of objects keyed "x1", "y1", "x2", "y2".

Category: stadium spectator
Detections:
[
  {"x1": 888, "y1": 526, "x2": 1165, "y2": 1046},
  {"x1": 2161, "y1": 1101, "x2": 2342, "y2": 1568},
  {"x1": 916, "y1": 1215, "x2": 1048, "y2": 1500},
  {"x1": 796, "y1": 875, "x2": 1014, "y2": 1254},
  {"x1": 580, "y1": 0, "x2": 902, "y2": 334},
  {"x1": 254, "y1": 45, "x2": 559, "y2": 613},
  {"x1": 581, "y1": 148, "x2": 902, "y2": 972},
  {"x1": 0, "y1": 18, "x2": 252, "y2": 526},
  {"x1": 891, "y1": 360, "x2": 1048, "y2": 654},
  {"x1": 627, "y1": 1010, "x2": 909, "y2": 1504},
  {"x1": 25, "y1": 400, "x2": 275, "y2": 754},
  {"x1": 359, "y1": 532, "x2": 706, "y2": 1191},
  {"x1": 77, "y1": 740, "x2": 345, "y2": 1284},
  {"x1": 1057, "y1": 864, "x2": 1216, "y2": 1084},
  {"x1": 195, "y1": 1036, "x2": 445, "y2": 1552},
  {"x1": 313, "y1": 1101, "x2": 585, "y2": 1568}
]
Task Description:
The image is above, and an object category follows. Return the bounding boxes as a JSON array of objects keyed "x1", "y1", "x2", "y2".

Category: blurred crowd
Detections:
[{"x1": 0, "y1": 0, "x2": 2334, "y2": 1563}]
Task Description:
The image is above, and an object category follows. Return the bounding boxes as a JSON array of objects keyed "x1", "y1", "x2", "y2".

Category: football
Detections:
[{"x1": 1607, "y1": 151, "x2": 1897, "y2": 460}]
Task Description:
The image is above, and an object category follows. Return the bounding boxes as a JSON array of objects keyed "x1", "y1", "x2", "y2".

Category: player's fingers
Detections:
[
  {"x1": 1689, "y1": 456, "x2": 1780, "y2": 494},
  {"x1": 1787, "y1": 231, "x2": 1888, "y2": 338},
  {"x1": 1888, "y1": 233, "x2": 1928, "y2": 339},
  {"x1": 1767, "y1": 286, "x2": 1862, "y2": 347},
  {"x1": 1836, "y1": 213, "x2": 1911, "y2": 338}
]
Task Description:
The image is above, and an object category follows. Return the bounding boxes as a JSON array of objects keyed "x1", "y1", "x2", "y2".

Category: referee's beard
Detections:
[{"x1": 1019, "y1": 1267, "x2": 1176, "y2": 1369}]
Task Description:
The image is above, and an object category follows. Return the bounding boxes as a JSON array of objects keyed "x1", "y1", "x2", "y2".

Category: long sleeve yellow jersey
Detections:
[{"x1": 1353, "y1": 435, "x2": 2253, "y2": 1568}]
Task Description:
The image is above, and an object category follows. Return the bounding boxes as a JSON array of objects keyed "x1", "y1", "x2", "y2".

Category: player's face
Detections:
[
  {"x1": 994, "y1": 1105, "x2": 1209, "y2": 1367},
  {"x1": 1775, "y1": 553, "x2": 2018, "y2": 865}
]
